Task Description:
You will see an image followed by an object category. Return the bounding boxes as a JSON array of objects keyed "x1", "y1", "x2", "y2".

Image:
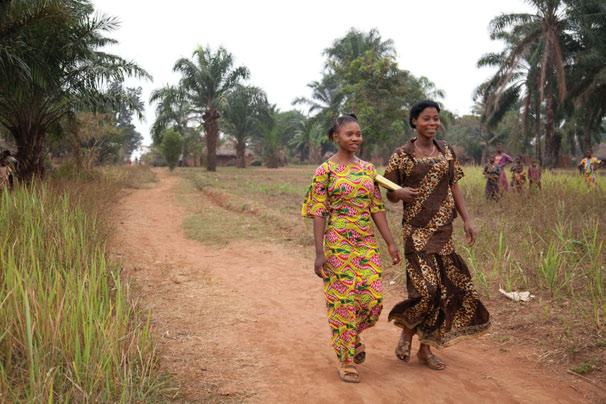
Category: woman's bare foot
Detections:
[
  {"x1": 417, "y1": 343, "x2": 446, "y2": 370},
  {"x1": 395, "y1": 328, "x2": 414, "y2": 362}
]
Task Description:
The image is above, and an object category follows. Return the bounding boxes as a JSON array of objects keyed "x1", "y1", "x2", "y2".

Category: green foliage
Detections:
[
  {"x1": 297, "y1": 28, "x2": 445, "y2": 162},
  {"x1": 0, "y1": 0, "x2": 149, "y2": 179},
  {"x1": 477, "y1": 0, "x2": 606, "y2": 166},
  {"x1": 222, "y1": 85, "x2": 269, "y2": 167},
  {"x1": 162, "y1": 129, "x2": 183, "y2": 170},
  {"x1": 258, "y1": 108, "x2": 305, "y2": 168}
]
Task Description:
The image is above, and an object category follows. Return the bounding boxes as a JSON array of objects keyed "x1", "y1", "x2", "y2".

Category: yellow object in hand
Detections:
[{"x1": 375, "y1": 174, "x2": 402, "y2": 191}]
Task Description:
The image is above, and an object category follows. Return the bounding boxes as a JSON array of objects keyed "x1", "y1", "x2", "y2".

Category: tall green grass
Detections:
[
  {"x1": 0, "y1": 174, "x2": 166, "y2": 401},
  {"x1": 458, "y1": 168, "x2": 605, "y2": 327}
]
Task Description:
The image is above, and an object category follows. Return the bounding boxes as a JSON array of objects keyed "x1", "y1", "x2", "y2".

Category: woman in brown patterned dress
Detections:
[{"x1": 384, "y1": 100, "x2": 490, "y2": 370}]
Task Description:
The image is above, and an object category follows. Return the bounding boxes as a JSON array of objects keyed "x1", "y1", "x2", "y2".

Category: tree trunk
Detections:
[
  {"x1": 582, "y1": 123, "x2": 592, "y2": 153},
  {"x1": 12, "y1": 125, "x2": 47, "y2": 181},
  {"x1": 203, "y1": 108, "x2": 220, "y2": 172},
  {"x1": 544, "y1": 86, "x2": 556, "y2": 167},
  {"x1": 236, "y1": 139, "x2": 246, "y2": 168},
  {"x1": 535, "y1": 98, "x2": 543, "y2": 166},
  {"x1": 309, "y1": 143, "x2": 321, "y2": 164}
]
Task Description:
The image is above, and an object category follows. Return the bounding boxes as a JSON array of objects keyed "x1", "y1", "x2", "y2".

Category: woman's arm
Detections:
[
  {"x1": 451, "y1": 183, "x2": 477, "y2": 245},
  {"x1": 312, "y1": 216, "x2": 327, "y2": 277},
  {"x1": 371, "y1": 211, "x2": 402, "y2": 264}
]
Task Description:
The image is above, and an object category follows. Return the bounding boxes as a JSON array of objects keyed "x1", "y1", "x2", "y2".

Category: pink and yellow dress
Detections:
[{"x1": 302, "y1": 159, "x2": 385, "y2": 363}]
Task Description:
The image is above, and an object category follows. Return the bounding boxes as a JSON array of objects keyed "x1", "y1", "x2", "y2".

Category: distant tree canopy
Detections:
[
  {"x1": 476, "y1": 0, "x2": 606, "y2": 167},
  {"x1": 295, "y1": 28, "x2": 446, "y2": 163},
  {"x1": 0, "y1": 0, "x2": 149, "y2": 179}
]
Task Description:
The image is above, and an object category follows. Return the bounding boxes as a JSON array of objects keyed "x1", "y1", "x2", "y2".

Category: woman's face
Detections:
[
  {"x1": 334, "y1": 121, "x2": 362, "y2": 153},
  {"x1": 413, "y1": 107, "x2": 440, "y2": 139}
]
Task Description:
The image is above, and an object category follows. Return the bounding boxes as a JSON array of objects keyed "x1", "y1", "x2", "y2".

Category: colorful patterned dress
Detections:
[
  {"x1": 578, "y1": 157, "x2": 601, "y2": 188},
  {"x1": 494, "y1": 153, "x2": 513, "y2": 192},
  {"x1": 384, "y1": 139, "x2": 490, "y2": 348},
  {"x1": 510, "y1": 163, "x2": 527, "y2": 192},
  {"x1": 483, "y1": 163, "x2": 500, "y2": 200},
  {"x1": 302, "y1": 159, "x2": 385, "y2": 363}
]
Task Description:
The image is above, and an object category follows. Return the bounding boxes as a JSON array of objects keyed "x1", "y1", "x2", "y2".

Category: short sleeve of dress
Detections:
[
  {"x1": 368, "y1": 164, "x2": 385, "y2": 214},
  {"x1": 301, "y1": 163, "x2": 330, "y2": 218},
  {"x1": 384, "y1": 149, "x2": 404, "y2": 185},
  {"x1": 450, "y1": 147, "x2": 464, "y2": 184}
]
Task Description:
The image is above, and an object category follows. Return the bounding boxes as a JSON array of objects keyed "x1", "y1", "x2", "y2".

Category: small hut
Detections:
[{"x1": 216, "y1": 141, "x2": 256, "y2": 166}]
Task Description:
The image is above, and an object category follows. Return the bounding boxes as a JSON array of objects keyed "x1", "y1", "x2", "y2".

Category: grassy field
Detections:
[
  {"x1": 176, "y1": 164, "x2": 606, "y2": 378},
  {"x1": 0, "y1": 166, "x2": 168, "y2": 402}
]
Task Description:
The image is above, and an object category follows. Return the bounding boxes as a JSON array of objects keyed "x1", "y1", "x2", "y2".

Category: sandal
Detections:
[
  {"x1": 338, "y1": 363, "x2": 360, "y2": 383},
  {"x1": 417, "y1": 351, "x2": 446, "y2": 370},
  {"x1": 395, "y1": 329, "x2": 413, "y2": 362},
  {"x1": 353, "y1": 343, "x2": 366, "y2": 364}
]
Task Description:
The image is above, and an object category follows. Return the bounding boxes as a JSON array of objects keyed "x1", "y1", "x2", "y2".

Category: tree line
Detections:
[
  {"x1": 149, "y1": 28, "x2": 447, "y2": 170},
  {"x1": 1, "y1": 1, "x2": 604, "y2": 178},
  {"x1": 474, "y1": 0, "x2": 606, "y2": 167}
]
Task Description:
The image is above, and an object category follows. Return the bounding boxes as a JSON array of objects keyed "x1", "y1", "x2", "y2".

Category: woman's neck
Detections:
[
  {"x1": 415, "y1": 135, "x2": 433, "y2": 148},
  {"x1": 333, "y1": 149, "x2": 357, "y2": 164}
]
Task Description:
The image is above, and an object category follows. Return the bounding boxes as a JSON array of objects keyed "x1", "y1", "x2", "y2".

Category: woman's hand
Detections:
[
  {"x1": 393, "y1": 187, "x2": 419, "y2": 202},
  {"x1": 314, "y1": 253, "x2": 328, "y2": 278},
  {"x1": 388, "y1": 243, "x2": 402, "y2": 265},
  {"x1": 463, "y1": 220, "x2": 477, "y2": 246}
]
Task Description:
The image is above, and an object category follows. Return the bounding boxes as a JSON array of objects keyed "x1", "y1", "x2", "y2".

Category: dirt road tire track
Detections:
[{"x1": 112, "y1": 170, "x2": 601, "y2": 403}]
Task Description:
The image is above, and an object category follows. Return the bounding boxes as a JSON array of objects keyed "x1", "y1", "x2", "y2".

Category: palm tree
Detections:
[
  {"x1": 149, "y1": 85, "x2": 194, "y2": 143},
  {"x1": 0, "y1": 0, "x2": 149, "y2": 179},
  {"x1": 324, "y1": 28, "x2": 395, "y2": 71},
  {"x1": 173, "y1": 46, "x2": 249, "y2": 171},
  {"x1": 482, "y1": 0, "x2": 570, "y2": 166},
  {"x1": 293, "y1": 74, "x2": 343, "y2": 137},
  {"x1": 565, "y1": 0, "x2": 606, "y2": 151},
  {"x1": 222, "y1": 85, "x2": 268, "y2": 168}
]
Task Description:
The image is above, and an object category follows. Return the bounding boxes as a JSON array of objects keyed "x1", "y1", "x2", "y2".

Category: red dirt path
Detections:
[{"x1": 111, "y1": 170, "x2": 602, "y2": 403}]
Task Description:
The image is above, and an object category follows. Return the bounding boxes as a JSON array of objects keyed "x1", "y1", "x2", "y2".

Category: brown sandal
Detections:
[
  {"x1": 353, "y1": 343, "x2": 366, "y2": 364},
  {"x1": 417, "y1": 351, "x2": 446, "y2": 370},
  {"x1": 395, "y1": 329, "x2": 413, "y2": 362},
  {"x1": 338, "y1": 364, "x2": 360, "y2": 383}
]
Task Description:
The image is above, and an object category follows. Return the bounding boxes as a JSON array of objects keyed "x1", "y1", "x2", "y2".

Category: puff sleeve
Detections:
[
  {"x1": 301, "y1": 163, "x2": 330, "y2": 218},
  {"x1": 368, "y1": 164, "x2": 385, "y2": 214}
]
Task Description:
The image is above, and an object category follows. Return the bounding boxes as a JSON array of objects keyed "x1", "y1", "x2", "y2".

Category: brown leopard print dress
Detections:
[{"x1": 384, "y1": 139, "x2": 490, "y2": 348}]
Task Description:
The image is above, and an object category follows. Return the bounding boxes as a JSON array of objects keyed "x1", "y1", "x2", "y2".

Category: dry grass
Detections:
[{"x1": 0, "y1": 166, "x2": 168, "y2": 401}]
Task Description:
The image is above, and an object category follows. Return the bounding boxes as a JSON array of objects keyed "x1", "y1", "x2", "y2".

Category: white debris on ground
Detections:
[{"x1": 499, "y1": 287, "x2": 535, "y2": 302}]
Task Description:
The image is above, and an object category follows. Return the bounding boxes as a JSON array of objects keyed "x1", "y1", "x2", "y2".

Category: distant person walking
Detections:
[
  {"x1": 483, "y1": 155, "x2": 500, "y2": 201},
  {"x1": 0, "y1": 150, "x2": 17, "y2": 191},
  {"x1": 510, "y1": 156, "x2": 527, "y2": 193},
  {"x1": 383, "y1": 101, "x2": 490, "y2": 371},
  {"x1": 578, "y1": 150, "x2": 601, "y2": 189},
  {"x1": 527, "y1": 160, "x2": 542, "y2": 191},
  {"x1": 301, "y1": 114, "x2": 401, "y2": 383},
  {"x1": 494, "y1": 148, "x2": 513, "y2": 193}
]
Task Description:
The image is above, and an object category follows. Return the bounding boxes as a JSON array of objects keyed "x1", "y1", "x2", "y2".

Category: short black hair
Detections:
[
  {"x1": 409, "y1": 100, "x2": 440, "y2": 129},
  {"x1": 328, "y1": 113, "x2": 358, "y2": 140}
]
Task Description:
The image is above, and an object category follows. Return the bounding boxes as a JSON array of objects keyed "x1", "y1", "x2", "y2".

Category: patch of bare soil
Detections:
[{"x1": 111, "y1": 169, "x2": 604, "y2": 403}]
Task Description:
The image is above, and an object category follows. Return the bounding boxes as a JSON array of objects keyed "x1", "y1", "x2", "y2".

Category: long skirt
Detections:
[
  {"x1": 498, "y1": 170, "x2": 509, "y2": 192},
  {"x1": 323, "y1": 247, "x2": 383, "y2": 363},
  {"x1": 485, "y1": 179, "x2": 499, "y2": 200},
  {"x1": 388, "y1": 251, "x2": 490, "y2": 348}
]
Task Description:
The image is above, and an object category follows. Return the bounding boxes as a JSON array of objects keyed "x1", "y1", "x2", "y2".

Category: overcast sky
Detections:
[{"x1": 92, "y1": 0, "x2": 532, "y2": 148}]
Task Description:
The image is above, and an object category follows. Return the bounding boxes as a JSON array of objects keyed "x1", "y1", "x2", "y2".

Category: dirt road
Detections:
[{"x1": 112, "y1": 170, "x2": 600, "y2": 403}]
